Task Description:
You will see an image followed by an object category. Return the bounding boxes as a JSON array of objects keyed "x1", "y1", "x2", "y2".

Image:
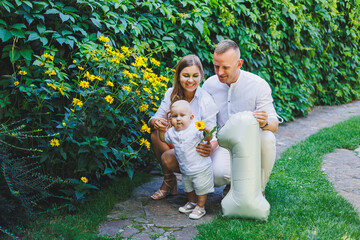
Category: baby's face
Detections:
[{"x1": 170, "y1": 105, "x2": 192, "y2": 131}]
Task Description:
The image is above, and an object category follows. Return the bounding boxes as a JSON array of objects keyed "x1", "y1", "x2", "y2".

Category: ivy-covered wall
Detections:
[{"x1": 1, "y1": 0, "x2": 359, "y2": 121}]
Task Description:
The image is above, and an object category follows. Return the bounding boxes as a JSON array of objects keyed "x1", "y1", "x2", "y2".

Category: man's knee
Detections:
[{"x1": 261, "y1": 130, "x2": 276, "y2": 147}]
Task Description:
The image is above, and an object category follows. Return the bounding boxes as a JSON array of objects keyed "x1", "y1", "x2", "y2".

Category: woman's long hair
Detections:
[{"x1": 170, "y1": 54, "x2": 204, "y2": 105}]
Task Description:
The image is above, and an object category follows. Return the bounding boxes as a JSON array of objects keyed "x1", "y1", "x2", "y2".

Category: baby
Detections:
[{"x1": 158, "y1": 100, "x2": 214, "y2": 219}]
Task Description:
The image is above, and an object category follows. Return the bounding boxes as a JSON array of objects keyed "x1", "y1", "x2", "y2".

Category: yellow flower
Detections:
[
  {"x1": 195, "y1": 120, "x2": 205, "y2": 130},
  {"x1": 30, "y1": 84, "x2": 35, "y2": 87},
  {"x1": 47, "y1": 82, "x2": 57, "y2": 90},
  {"x1": 139, "y1": 103, "x2": 149, "y2": 112},
  {"x1": 45, "y1": 70, "x2": 56, "y2": 76},
  {"x1": 95, "y1": 75, "x2": 103, "y2": 81},
  {"x1": 136, "y1": 90, "x2": 140, "y2": 95},
  {"x1": 122, "y1": 86, "x2": 131, "y2": 92},
  {"x1": 121, "y1": 46, "x2": 131, "y2": 56},
  {"x1": 123, "y1": 70, "x2": 133, "y2": 79},
  {"x1": 18, "y1": 70, "x2": 27, "y2": 75},
  {"x1": 70, "y1": 108, "x2": 75, "y2": 112},
  {"x1": 99, "y1": 35, "x2": 110, "y2": 42},
  {"x1": 81, "y1": 177, "x2": 88, "y2": 183},
  {"x1": 62, "y1": 122, "x2": 66, "y2": 127},
  {"x1": 72, "y1": 98, "x2": 83, "y2": 108},
  {"x1": 38, "y1": 62, "x2": 44, "y2": 67},
  {"x1": 73, "y1": 60, "x2": 77, "y2": 64},
  {"x1": 131, "y1": 56, "x2": 147, "y2": 68},
  {"x1": 59, "y1": 87, "x2": 64, "y2": 95},
  {"x1": 43, "y1": 53, "x2": 54, "y2": 61},
  {"x1": 155, "y1": 96, "x2": 159, "y2": 101},
  {"x1": 143, "y1": 87, "x2": 152, "y2": 94},
  {"x1": 14, "y1": 81, "x2": 20, "y2": 86},
  {"x1": 140, "y1": 120, "x2": 151, "y2": 133},
  {"x1": 130, "y1": 80, "x2": 138, "y2": 86},
  {"x1": 150, "y1": 58, "x2": 161, "y2": 67},
  {"x1": 50, "y1": 138, "x2": 60, "y2": 147},
  {"x1": 152, "y1": 107, "x2": 158, "y2": 111},
  {"x1": 79, "y1": 81, "x2": 90, "y2": 88},
  {"x1": 78, "y1": 66, "x2": 84, "y2": 70},
  {"x1": 105, "y1": 95, "x2": 114, "y2": 104},
  {"x1": 139, "y1": 138, "x2": 151, "y2": 150},
  {"x1": 106, "y1": 81, "x2": 114, "y2": 87}
]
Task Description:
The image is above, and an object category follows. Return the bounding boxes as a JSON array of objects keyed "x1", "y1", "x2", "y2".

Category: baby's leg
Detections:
[
  {"x1": 186, "y1": 191, "x2": 196, "y2": 203},
  {"x1": 196, "y1": 194, "x2": 207, "y2": 208}
]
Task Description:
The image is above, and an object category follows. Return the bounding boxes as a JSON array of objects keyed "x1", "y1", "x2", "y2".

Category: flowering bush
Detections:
[{"x1": 9, "y1": 37, "x2": 171, "y2": 180}]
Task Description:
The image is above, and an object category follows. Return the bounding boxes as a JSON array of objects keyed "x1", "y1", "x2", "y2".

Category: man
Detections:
[{"x1": 202, "y1": 39, "x2": 279, "y2": 195}]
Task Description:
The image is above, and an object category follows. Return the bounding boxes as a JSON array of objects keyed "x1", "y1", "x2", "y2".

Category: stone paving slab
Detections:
[
  {"x1": 322, "y1": 146, "x2": 360, "y2": 216},
  {"x1": 98, "y1": 100, "x2": 360, "y2": 239}
]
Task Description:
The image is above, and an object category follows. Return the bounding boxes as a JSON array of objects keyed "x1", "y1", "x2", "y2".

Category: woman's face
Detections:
[{"x1": 179, "y1": 65, "x2": 201, "y2": 94}]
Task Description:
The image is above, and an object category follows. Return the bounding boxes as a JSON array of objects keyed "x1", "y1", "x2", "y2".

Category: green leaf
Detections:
[
  {"x1": 0, "y1": 28, "x2": 12, "y2": 42},
  {"x1": 20, "y1": 47, "x2": 33, "y2": 61},
  {"x1": 40, "y1": 37, "x2": 48, "y2": 45},
  {"x1": 0, "y1": 19, "x2": 6, "y2": 26},
  {"x1": 59, "y1": 13, "x2": 70, "y2": 22},
  {"x1": 28, "y1": 31, "x2": 40, "y2": 41},
  {"x1": 126, "y1": 168, "x2": 134, "y2": 179},
  {"x1": 56, "y1": 38, "x2": 66, "y2": 45},
  {"x1": 10, "y1": 23, "x2": 26, "y2": 30},
  {"x1": 45, "y1": 8, "x2": 60, "y2": 14},
  {"x1": 37, "y1": 24, "x2": 46, "y2": 34},
  {"x1": 194, "y1": 19, "x2": 204, "y2": 34},
  {"x1": 75, "y1": 191, "x2": 85, "y2": 200},
  {"x1": 23, "y1": 0, "x2": 33, "y2": 8},
  {"x1": 72, "y1": 25, "x2": 87, "y2": 36},
  {"x1": 9, "y1": 49, "x2": 21, "y2": 62},
  {"x1": 10, "y1": 29, "x2": 25, "y2": 38},
  {"x1": 1, "y1": 1, "x2": 15, "y2": 12},
  {"x1": 90, "y1": 18, "x2": 102, "y2": 28},
  {"x1": 62, "y1": 30, "x2": 72, "y2": 35},
  {"x1": 60, "y1": 148, "x2": 67, "y2": 160},
  {"x1": 104, "y1": 167, "x2": 113, "y2": 174}
]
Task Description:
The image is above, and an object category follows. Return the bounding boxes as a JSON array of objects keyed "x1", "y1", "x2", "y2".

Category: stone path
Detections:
[{"x1": 98, "y1": 100, "x2": 360, "y2": 239}]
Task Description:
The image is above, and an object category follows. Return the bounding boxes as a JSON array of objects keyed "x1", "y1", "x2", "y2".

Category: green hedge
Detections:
[
  {"x1": 0, "y1": 0, "x2": 359, "y2": 180},
  {"x1": 1, "y1": 0, "x2": 359, "y2": 121}
]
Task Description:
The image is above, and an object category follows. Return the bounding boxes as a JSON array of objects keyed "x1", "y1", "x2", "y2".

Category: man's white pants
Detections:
[{"x1": 211, "y1": 130, "x2": 276, "y2": 192}]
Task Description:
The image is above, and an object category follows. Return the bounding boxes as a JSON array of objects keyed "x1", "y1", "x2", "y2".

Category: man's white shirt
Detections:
[{"x1": 202, "y1": 70, "x2": 278, "y2": 127}]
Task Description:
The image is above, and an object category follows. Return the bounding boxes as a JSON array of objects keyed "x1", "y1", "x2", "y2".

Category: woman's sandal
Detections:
[{"x1": 151, "y1": 173, "x2": 178, "y2": 200}]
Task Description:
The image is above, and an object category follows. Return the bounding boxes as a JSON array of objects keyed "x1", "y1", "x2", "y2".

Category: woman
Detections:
[{"x1": 149, "y1": 54, "x2": 218, "y2": 200}]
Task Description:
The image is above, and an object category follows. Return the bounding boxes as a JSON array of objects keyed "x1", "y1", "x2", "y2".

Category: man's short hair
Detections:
[{"x1": 215, "y1": 39, "x2": 241, "y2": 59}]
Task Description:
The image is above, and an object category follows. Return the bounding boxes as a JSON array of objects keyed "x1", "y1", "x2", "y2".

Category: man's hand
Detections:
[
  {"x1": 253, "y1": 110, "x2": 268, "y2": 128},
  {"x1": 253, "y1": 110, "x2": 279, "y2": 133}
]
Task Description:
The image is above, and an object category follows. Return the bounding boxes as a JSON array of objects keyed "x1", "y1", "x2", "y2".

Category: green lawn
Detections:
[
  {"x1": 17, "y1": 115, "x2": 360, "y2": 239},
  {"x1": 196, "y1": 115, "x2": 360, "y2": 239}
]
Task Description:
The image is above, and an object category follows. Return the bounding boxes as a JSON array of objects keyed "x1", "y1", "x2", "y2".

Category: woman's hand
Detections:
[{"x1": 152, "y1": 118, "x2": 168, "y2": 131}]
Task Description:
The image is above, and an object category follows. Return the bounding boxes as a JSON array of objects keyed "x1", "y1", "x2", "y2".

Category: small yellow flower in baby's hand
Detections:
[
  {"x1": 195, "y1": 120, "x2": 205, "y2": 130},
  {"x1": 81, "y1": 177, "x2": 88, "y2": 183}
]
